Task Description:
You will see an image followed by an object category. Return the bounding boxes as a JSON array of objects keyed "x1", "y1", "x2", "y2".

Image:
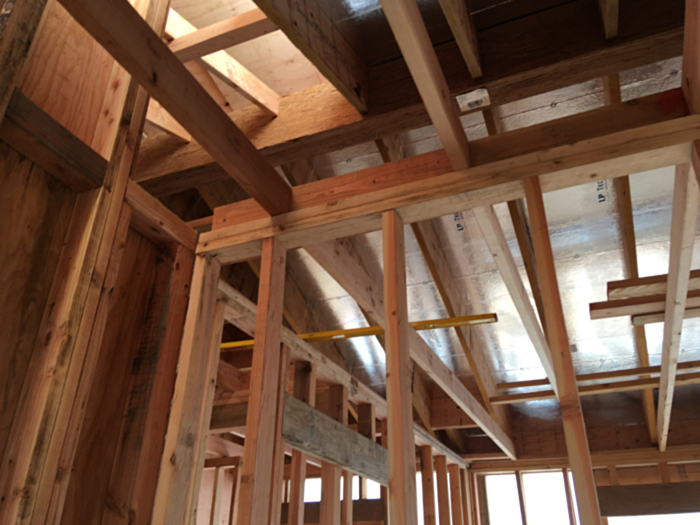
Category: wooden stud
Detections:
[
  {"x1": 150, "y1": 255, "x2": 225, "y2": 524},
  {"x1": 435, "y1": 456, "x2": 450, "y2": 525},
  {"x1": 58, "y1": 0, "x2": 292, "y2": 216},
  {"x1": 289, "y1": 362, "x2": 317, "y2": 525},
  {"x1": 358, "y1": 404, "x2": 376, "y2": 500},
  {"x1": 383, "y1": 209, "x2": 419, "y2": 525},
  {"x1": 562, "y1": 469, "x2": 576, "y2": 525},
  {"x1": 476, "y1": 475, "x2": 489, "y2": 525},
  {"x1": 236, "y1": 237, "x2": 287, "y2": 525},
  {"x1": 524, "y1": 175, "x2": 601, "y2": 525},
  {"x1": 270, "y1": 344, "x2": 292, "y2": 525},
  {"x1": 210, "y1": 467, "x2": 226, "y2": 525},
  {"x1": 515, "y1": 472, "x2": 528, "y2": 525},
  {"x1": 420, "y1": 446, "x2": 437, "y2": 525},
  {"x1": 460, "y1": 469, "x2": 472, "y2": 525},
  {"x1": 319, "y1": 384, "x2": 348, "y2": 525},
  {"x1": 448, "y1": 464, "x2": 465, "y2": 525},
  {"x1": 229, "y1": 465, "x2": 242, "y2": 525}
]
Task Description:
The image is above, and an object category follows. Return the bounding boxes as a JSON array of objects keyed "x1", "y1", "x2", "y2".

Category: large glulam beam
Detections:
[{"x1": 58, "y1": 0, "x2": 292, "y2": 216}]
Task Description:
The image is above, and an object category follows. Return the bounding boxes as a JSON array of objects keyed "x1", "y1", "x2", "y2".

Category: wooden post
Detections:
[
  {"x1": 228, "y1": 465, "x2": 242, "y2": 525},
  {"x1": 358, "y1": 403, "x2": 376, "y2": 499},
  {"x1": 151, "y1": 254, "x2": 224, "y2": 524},
  {"x1": 236, "y1": 237, "x2": 287, "y2": 525},
  {"x1": 270, "y1": 344, "x2": 292, "y2": 525},
  {"x1": 420, "y1": 446, "x2": 437, "y2": 525},
  {"x1": 435, "y1": 456, "x2": 450, "y2": 525},
  {"x1": 563, "y1": 469, "x2": 576, "y2": 525},
  {"x1": 448, "y1": 464, "x2": 465, "y2": 525},
  {"x1": 319, "y1": 384, "x2": 348, "y2": 525},
  {"x1": 210, "y1": 467, "x2": 226, "y2": 525},
  {"x1": 289, "y1": 362, "x2": 317, "y2": 525},
  {"x1": 460, "y1": 469, "x2": 472, "y2": 525},
  {"x1": 476, "y1": 475, "x2": 489, "y2": 525},
  {"x1": 382, "y1": 209, "x2": 419, "y2": 525},
  {"x1": 524, "y1": 175, "x2": 601, "y2": 525},
  {"x1": 515, "y1": 472, "x2": 528, "y2": 525}
]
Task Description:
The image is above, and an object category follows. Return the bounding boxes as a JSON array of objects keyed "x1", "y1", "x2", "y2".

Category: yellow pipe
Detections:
[{"x1": 220, "y1": 313, "x2": 497, "y2": 352}]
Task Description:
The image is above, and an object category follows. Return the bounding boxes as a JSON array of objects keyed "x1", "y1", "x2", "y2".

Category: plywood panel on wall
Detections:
[
  {"x1": 19, "y1": 0, "x2": 115, "y2": 145},
  {"x1": 0, "y1": 141, "x2": 76, "y2": 463},
  {"x1": 59, "y1": 229, "x2": 159, "y2": 525}
]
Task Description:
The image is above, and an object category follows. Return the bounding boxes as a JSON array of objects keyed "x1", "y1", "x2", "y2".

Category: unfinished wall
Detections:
[
  {"x1": 60, "y1": 228, "x2": 159, "y2": 525},
  {"x1": 0, "y1": 141, "x2": 76, "y2": 464}
]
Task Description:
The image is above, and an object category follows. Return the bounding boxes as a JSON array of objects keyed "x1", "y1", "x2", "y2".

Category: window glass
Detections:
[
  {"x1": 521, "y1": 471, "x2": 571, "y2": 525},
  {"x1": 485, "y1": 474, "x2": 523, "y2": 525}
]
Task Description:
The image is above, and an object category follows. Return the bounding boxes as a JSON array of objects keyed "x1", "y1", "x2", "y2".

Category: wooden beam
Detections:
[
  {"x1": 657, "y1": 162, "x2": 700, "y2": 450},
  {"x1": 598, "y1": 482, "x2": 700, "y2": 516},
  {"x1": 165, "y1": 9, "x2": 279, "y2": 116},
  {"x1": 448, "y1": 464, "x2": 465, "y2": 525},
  {"x1": 608, "y1": 269, "x2": 700, "y2": 300},
  {"x1": 437, "y1": 0, "x2": 481, "y2": 78},
  {"x1": 58, "y1": 0, "x2": 292, "y2": 216},
  {"x1": 411, "y1": 221, "x2": 507, "y2": 428},
  {"x1": 378, "y1": 0, "x2": 469, "y2": 170},
  {"x1": 523, "y1": 176, "x2": 600, "y2": 525},
  {"x1": 289, "y1": 362, "x2": 317, "y2": 525},
  {"x1": 151, "y1": 258, "x2": 224, "y2": 524},
  {"x1": 169, "y1": 8, "x2": 277, "y2": 62},
  {"x1": 247, "y1": 0, "x2": 367, "y2": 112},
  {"x1": 146, "y1": 99, "x2": 192, "y2": 142},
  {"x1": 497, "y1": 360, "x2": 700, "y2": 390},
  {"x1": 597, "y1": 0, "x2": 619, "y2": 40},
  {"x1": 283, "y1": 394, "x2": 388, "y2": 486},
  {"x1": 217, "y1": 359, "x2": 244, "y2": 392},
  {"x1": 491, "y1": 371, "x2": 700, "y2": 404},
  {"x1": 125, "y1": 179, "x2": 198, "y2": 250},
  {"x1": 472, "y1": 205, "x2": 556, "y2": 394},
  {"x1": 0, "y1": 0, "x2": 49, "y2": 124},
  {"x1": 420, "y1": 446, "x2": 437, "y2": 525},
  {"x1": 684, "y1": 0, "x2": 700, "y2": 114},
  {"x1": 0, "y1": 89, "x2": 107, "y2": 191},
  {"x1": 435, "y1": 456, "x2": 450, "y2": 525},
  {"x1": 602, "y1": 71, "x2": 657, "y2": 444},
  {"x1": 590, "y1": 289, "x2": 700, "y2": 319},
  {"x1": 200, "y1": 88, "x2": 694, "y2": 263},
  {"x1": 236, "y1": 237, "x2": 287, "y2": 524},
  {"x1": 383, "y1": 209, "x2": 419, "y2": 525}
]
